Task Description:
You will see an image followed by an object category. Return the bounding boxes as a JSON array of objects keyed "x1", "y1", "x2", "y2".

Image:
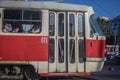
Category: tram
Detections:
[{"x1": 0, "y1": 1, "x2": 106, "y2": 79}]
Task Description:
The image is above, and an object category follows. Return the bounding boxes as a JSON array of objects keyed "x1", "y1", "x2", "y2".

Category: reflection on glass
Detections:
[
  {"x1": 90, "y1": 22, "x2": 96, "y2": 36},
  {"x1": 78, "y1": 14, "x2": 83, "y2": 37},
  {"x1": 69, "y1": 39, "x2": 75, "y2": 63},
  {"x1": 58, "y1": 13, "x2": 64, "y2": 37},
  {"x1": 79, "y1": 39, "x2": 84, "y2": 63},
  {"x1": 49, "y1": 13, "x2": 55, "y2": 36},
  {"x1": 90, "y1": 15, "x2": 103, "y2": 37},
  {"x1": 49, "y1": 38, "x2": 55, "y2": 63},
  {"x1": 58, "y1": 39, "x2": 64, "y2": 63},
  {"x1": 69, "y1": 14, "x2": 75, "y2": 37}
]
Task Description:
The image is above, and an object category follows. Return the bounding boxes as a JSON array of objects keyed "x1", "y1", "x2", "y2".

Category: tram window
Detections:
[
  {"x1": 79, "y1": 39, "x2": 84, "y2": 63},
  {"x1": 69, "y1": 39, "x2": 75, "y2": 63},
  {"x1": 23, "y1": 10, "x2": 41, "y2": 20},
  {"x1": 58, "y1": 39, "x2": 64, "y2": 63},
  {"x1": 49, "y1": 13, "x2": 55, "y2": 36},
  {"x1": 69, "y1": 14, "x2": 75, "y2": 37},
  {"x1": 3, "y1": 9, "x2": 42, "y2": 34},
  {"x1": 90, "y1": 15, "x2": 103, "y2": 37},
  {"x1": 78, "y1": 14, "x2": 83, "y2": 37},
  {"x1": 4, "y1": 10, "x2": 22, "y2": 20},
  {"x1": 58, "y1": 13, "x2": 64, "y2": 37},
  {"x1": 49, "y1": 38, "x2": 55, "y2": 63}
]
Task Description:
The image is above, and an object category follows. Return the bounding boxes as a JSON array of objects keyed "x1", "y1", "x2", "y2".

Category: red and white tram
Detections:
[{"x1": 0, "y1": 1, "x2": 106, "y2": 79}]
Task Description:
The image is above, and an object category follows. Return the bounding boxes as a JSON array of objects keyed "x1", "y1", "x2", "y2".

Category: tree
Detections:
[{"x1": 97, "y1": 17, "x2": 113, "y2": 45}]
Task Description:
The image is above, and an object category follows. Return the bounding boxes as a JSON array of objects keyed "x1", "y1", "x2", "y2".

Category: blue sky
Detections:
[
  {"x1": 37, "y1": 0, "x2": 120, "y2": 19},
  {"x1": 64, "y1": 0, "x2": 120, "y2": 19}
]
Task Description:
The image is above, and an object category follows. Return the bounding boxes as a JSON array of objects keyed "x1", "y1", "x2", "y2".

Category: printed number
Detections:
[{"x1": 41, "y1": 37, "x2": 48, "y2": 43}]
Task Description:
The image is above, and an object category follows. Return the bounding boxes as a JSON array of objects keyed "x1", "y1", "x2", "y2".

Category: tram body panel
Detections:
[
  {"x1": 86, "y1": 39, "x2": 106, "y2": 58},
  {"x1": 85, "y1": 39, "x2": 106, "y2": 72},
  {"x1": 0, "y1": 36, "x2": 48, "y2": 61}
]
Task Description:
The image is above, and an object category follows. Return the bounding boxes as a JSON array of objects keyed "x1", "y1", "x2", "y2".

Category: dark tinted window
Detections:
[
  {"x1": 69, "y1": 14, "x2": 75, "y2": 37},
  {"x1": 79, "y1": 39, "x2": 84, "y2": 63},
  {"x1": 58, "y1": 13, "x2": 64, "y2": 37},
  {"x1": 49, "y1": 38, "x2": 55, "y2": 63},
  {"x1": 69, "y1": 39, "x2": 75, "y2": 63},
  {"x1": 58, "y1": 39, "x2": 64, "y2": 63},
  {"x1": 4, "y1": 10, "x2": 22, "y2": 20},
  {"x1": 23, "y1": 10, "x2": 41, "y2": 20}
]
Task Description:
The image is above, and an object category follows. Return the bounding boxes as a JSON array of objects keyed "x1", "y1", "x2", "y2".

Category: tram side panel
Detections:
[
  {"x1": 0, "y1": 36, "x2": 48, "y2": 61},
  {"x1": 0, "y1": 9, "x2": 49, "y2": 74}
]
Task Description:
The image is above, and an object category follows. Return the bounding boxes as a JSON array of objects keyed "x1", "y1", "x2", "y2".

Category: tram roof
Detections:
[{"x1": 0, "y1": 1, "x2": 94, "y2": 13}]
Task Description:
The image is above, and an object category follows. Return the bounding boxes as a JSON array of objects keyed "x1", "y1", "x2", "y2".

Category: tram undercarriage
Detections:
[{"x1": 0, "y1": 65, "x2": 41, "y2": 80}]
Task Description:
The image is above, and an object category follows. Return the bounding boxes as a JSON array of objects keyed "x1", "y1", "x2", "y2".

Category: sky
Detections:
[
  {"x1": 64, "y1": 0, "x2": 120, "y2": 19},
  {"x1": 37, "y1": 0, "x2": 120, "y2": 19}
]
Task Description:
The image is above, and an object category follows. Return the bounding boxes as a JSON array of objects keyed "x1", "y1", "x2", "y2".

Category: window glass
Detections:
[
  {"x1": 4, "y1": 10, "x2": 22, "y2": 20},
  {"x1": 49, "y1": 13, "x2": 55, "y2": 36},
  {"x1": 69, "y1": 14, "x2": 75, "y2": 37},
  {"x1": 58, "y1": 39, "x2": 64, "y2": 63},
  {"x1": 69, "y1": 39, "x2": 75, "y2": 63},
  {"x1": 90, "y1": 15, "x2": 103, "y2": 37},
  {"x1": 23, "y1": 10, "x2": 41, "y2": 20},
  {"x1": 49, "y1": 38, "x2": 55, "y2": 63},
  {"x1": 79, "y1": 39, "x2": 84, "y2": 63},
  {"x1": 3, "y1": 9, "x2": 42, "y2": 34},
  {"x1": 58, "y1": 13, "x2": 64, "y2": 37},
  {"x1": 78, "y1": 14, "x2": 83, "y2": 37},
  {"x1": 21, "y1": 22, "x2": 41, "y2": 33}
]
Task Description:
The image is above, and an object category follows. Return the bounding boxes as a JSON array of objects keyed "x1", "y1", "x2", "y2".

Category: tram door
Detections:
[{"x1": 49, "y1": 11, "x2": 85, "y2": 73}]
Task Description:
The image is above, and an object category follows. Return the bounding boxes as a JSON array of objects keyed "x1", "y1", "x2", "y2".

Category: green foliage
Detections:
[
  {"x1": 97, "y1": 18, "x2": 112, "y2": 36},
  {"x1": 97, "y1": 17, "x2": 113, "y2": 45}
]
